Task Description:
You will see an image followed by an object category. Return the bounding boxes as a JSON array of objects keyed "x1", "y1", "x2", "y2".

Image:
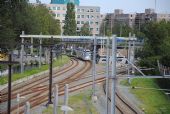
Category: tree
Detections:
[
  {"x1": 0, "y1": 0, "x2": 17, "y2": 50},
  {"x1": 112, "y1": 23, "x2": 134, "y2": 37},
  {"x1": 0, "y1": 0, "x2": 61, "y2": 51},
  {"x1": 63, "y1": 3, "x2": 76, "y2": 36},
  {"x1": 142, "y1": 21, "x2": 168, "y2": 56},
  {"x1": 80, "y1": 22, "x2": 91, "y2": 36}
]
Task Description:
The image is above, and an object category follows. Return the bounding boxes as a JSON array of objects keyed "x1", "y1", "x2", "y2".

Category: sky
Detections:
[{"x1": 29, "y1": 0, "x2": 170, "y2": 14}]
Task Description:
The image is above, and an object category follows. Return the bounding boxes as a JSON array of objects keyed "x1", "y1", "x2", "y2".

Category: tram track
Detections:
[
  {"x1": 103, "y1": 68, "x2": 139, "y2": 114},
  {"x1": 0, "y1": 58, "x2": 79, "y2": 102},
  {"x1": 14, "y1": 77, "x2": 106, "y2": 114},
  {"x1": 0, "y1": 59, "x2": 92, "y2": 114},
  {"x1": 1, "y1": 59, "x2": 140, "y2": 114}
]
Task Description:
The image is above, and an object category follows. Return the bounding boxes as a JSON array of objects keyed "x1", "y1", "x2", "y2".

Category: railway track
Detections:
[
  {"x1": 0, "y1": 58, "x2": 79, "y2": 103},
  {"x1": 0, "y1": 59, "x2": 92, "y2": 114},
  {"x1": 102, "y1": 67, "x2": 139, "y2": 114},
  {"x1": 103, "y1": 83, "x2": 138, "y2": 114},
  {"x1": 1, "y1": 58, "x2": 139, "y2": 114}
]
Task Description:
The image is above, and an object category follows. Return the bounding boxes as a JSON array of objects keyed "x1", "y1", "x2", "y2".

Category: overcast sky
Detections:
[{"x1": 29, "y1": 0, "x2": 170, "y2": 14}]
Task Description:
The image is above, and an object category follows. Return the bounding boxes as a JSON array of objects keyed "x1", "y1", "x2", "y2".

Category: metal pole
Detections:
[
  {"x1": 30, "y1": 37, "x2": 33, "y2": 55},
  {"x1": 64, "y1": 84, "x2": 69, "y2": 114},
  {"x1": 111, "y1": 35, "x2": 116, "y2": 114},
  {"x1": 17, "y1": 94, "x2": 20, "y2": 114},
  {"x1": 106, "y1": 37, "x2": 109, "y2": 114},
  {"x1": 103, "y1": 22, "x2": 105, "y2": 55},
  {"x1": 48, "y1": 37, "x2": 53, "y2": 104},
  {"x1": 92, "y1": 37, "x2": 96, "y2": 96},
  {"x1": 53, "y1": 85, "x2": 58, "y2": 114},
  {"x1": 24, "y1": 102, "x2": 30, "y2": 114},
  {"x1": 111, "y1": 15, "x2": 113, "y2": 35},
  {"x1": 128, "y1": 33, "x2": 131, "y2": 83},
  {"x1": 132, "y1": 34, "x2": 136, "y2": 74},
  {"x1": 61, "y1": 22, "x2": 63, "y2": 64},
  {"x1": 39, "y1": 37, "x2": 42, "y2": 68},
  {"x1": 20, "y1": 31, "x2": 24, "y2": 73},
  {"x1": 8, "y1": 53, "x2": 12, "y2": 114}
]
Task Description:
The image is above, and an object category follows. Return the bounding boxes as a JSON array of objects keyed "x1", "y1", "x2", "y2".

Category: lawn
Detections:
[
  {"x1": 121, "y1": 78, "x2": 170, "y2": 114},
  {"x1": 42, "y1": 90, "x2": 99, "y2": 114},
  {"x1": 0, "y1": 55, "x2": 69, "y2": 85}
]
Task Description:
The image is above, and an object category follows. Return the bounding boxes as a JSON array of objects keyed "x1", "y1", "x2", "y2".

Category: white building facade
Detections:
[{"x1": 46, "y1": 4, "x2": 102, "y2": 36}]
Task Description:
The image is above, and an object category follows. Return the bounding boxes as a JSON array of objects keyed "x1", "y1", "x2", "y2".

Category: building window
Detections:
[
  {"x1": 77, "y1": 21, "x2": 80, "y2": 24},
  {"x1": 95, "y1": 22, "x2": 99, "y2": 25},
  {"x1": 77, "y1": 9, "x2": 80, "y2": 12},
  {"x1": 81, "y1": 15, "x2": 84, "y2": 18},
  {"x1": 87, "y1": 15, "x2": 90, "y2": 18},
  {"x1": 63, "y1": 7, "x2": 66, "y2": 10},
  {"x1": 96, "y1": 8, "x2": 100, "y2": 12},
  {"x1": 96, "y1": 28, "x2": 99, "y2": 31},
  {"x1": 90, "y1": 28, "x2": 93, "y2": 31},
  {"x1": 53, "y1": 7, "x2": 56, "y2": 10},
  {"x1": 81, "y1": 9, "x2": 84, "y2": 12},
  {"x1": 86, "y1": 21, "x2": 90, "y2": 24},
  {"x1": 77, "y1": 27, "x2": 80, "y2": 31},
  {"x1": 57, "y1": 14, "x2": 60, "y2": 17},
  {"x1": 63, "y1": 14, "x2": 66, "y2": 17},
  {"x1": 77, "y1": 15, "x2": 80, "y2": 18},
  {"x1": 90, "y1": 21, "x2": 93, "y2": 25},
  {"x1": 90, "y1": 9, "x2": 93, "y2": 12},
  {"x1": 91, "y1": 15, "x2": 94, "y2": 18},
  {"x1": 48, "y1": 7, "x2": 52, "y2": 10},
  {"x1": 81, "y1": 21, "x2": 84, "y2": 24},
  {"x1": 57, "y1": 7, "x2": 60, "y2": 10}
]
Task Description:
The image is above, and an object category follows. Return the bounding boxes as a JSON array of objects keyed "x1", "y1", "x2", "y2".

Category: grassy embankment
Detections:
[
  {"x1": 42, "y1": 90, "x2": 98, "y2": 114},
  {"x1": 121, "y1": 79, "x2": 170, "y2": 114},
  {"x1": 0, "y1": 55, "x2": 69, "y2": 85}
]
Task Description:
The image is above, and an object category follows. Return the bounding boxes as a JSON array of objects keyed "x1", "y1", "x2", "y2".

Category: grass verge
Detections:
[
  {"x1": 121, "y1": 78, "x2": 170, "y2": 114},
  {"x1": 0, "y1": 55, "x2": 69, "y2": 85},
  {"x1": 42, "y1": 90, "x2": 99, "y2": 114}
]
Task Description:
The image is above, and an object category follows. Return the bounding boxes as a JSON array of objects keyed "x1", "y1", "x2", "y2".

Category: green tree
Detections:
[
  {"x1": 80, "y1": 22, "x2": 91, "y2": 36},
  {"x1": 63, "y1": 3, "x2": 76, "y2": 35},
  {"x1": 0, "y1": 0, "x2": 61, "y2": 51},
  {"x1": 112, "y1": 23, "x2": 134, "y2": 37},
  {"x1": 142, "y1": 21, "x2": 168, "y2": 56},
  {"x1": 0, "y1": 0, "x2": 17, "y2": 50}
]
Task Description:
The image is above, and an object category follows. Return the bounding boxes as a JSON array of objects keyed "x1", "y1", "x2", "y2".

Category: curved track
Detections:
[
  {"x1": 1, "y1": 58, "x2": 139, "y2": 114},
  {"x1": 0, "y1": 59, "x2": 79, "y2": 102},
  {"x1": 103, "y1": 67, "x2": 139, "y2": 114},
  {"x1": 1, "y1": 58, "x2": 90, "y2": 114}
]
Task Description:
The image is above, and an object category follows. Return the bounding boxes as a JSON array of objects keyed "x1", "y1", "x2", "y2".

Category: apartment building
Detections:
[
  {"x1": 106, "y1": 9, "x2": 170, "y2": 29},
  {"x1": 76, "y1": 6, "x2": 101, "y2": 35},
  {"x1": 46, "y1": 3, "x2": 102, "y2": 36}
]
